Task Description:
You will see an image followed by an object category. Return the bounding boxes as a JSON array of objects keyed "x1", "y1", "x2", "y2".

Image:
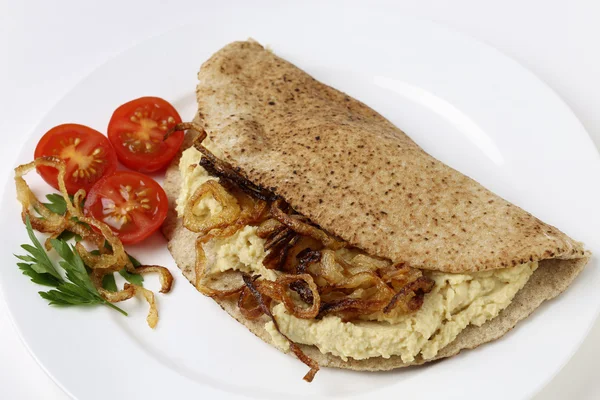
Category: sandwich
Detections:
[{"x1": 161, "y1": 40, "x2": 590, "y2": 381}]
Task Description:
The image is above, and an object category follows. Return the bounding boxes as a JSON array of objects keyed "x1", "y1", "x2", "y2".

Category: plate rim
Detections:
[{"x1": 1, "y1": 7, "x2": 599, "y2": 400}]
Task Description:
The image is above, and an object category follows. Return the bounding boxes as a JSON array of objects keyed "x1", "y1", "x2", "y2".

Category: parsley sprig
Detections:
[
  {"x1": 16, "y1": 217, "x2": 62, "y2": 286},
  {"x1": 41, "y1": 193, "x2": 143, "y2": 289},
  {"x1": 15, "y1": 216, "x2": 127, "y2": 315},
  {"x1": 42, "y1": 193, "x2": 70, "y2": 215}
]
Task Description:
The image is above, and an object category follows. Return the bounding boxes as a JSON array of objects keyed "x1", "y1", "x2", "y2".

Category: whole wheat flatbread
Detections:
[
  {"x1": 161, "y1": 40, "x2": 590, "y2": 370},
  {"x1": 194, "y1": 40, "x2": 585, "y2": 273},
  {"x1": 161, "y1": 131, "x2": 588, "y2": 370}
]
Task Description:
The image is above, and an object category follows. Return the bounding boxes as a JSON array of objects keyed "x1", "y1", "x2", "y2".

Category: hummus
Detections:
[
  {"x1": 175, "y1": 146, "x2": 219, "y2": 216},
  {"x1": 266, "y1": 262, "x2": 536, "y2": 362},
  {"x1": 178, "y1": 147, "x2": 538, "y2": 363}
]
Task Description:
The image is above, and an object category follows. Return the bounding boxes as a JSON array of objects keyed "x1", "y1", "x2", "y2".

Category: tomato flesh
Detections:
[
  {"x1": 84, "y1": 171, "x2": 168, "y2": 244},
  {"x1": 107, "y1": 97, "x2": 184, "y2": 173},
  {"x1": 34, "y1": 124, "x2": 117, "y2": 194}
]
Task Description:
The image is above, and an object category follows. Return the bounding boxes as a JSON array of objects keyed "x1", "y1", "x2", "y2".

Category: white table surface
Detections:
[{"x1": 1, "y1": 0, "x2": 599, "y2": 398}]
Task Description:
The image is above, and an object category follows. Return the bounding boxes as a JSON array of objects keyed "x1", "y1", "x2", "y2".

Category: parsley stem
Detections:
[{"x1": 103, "y1": 300, "x2": 128, "y2": 316}]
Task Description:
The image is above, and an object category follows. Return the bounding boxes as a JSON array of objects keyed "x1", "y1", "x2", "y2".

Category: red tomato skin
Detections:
[
  {"x1": 83, "y1": 171, "x2": 168, "y2": 244},
  {"x1": 107, "y1": 97, "x2": 184, "y2": 173},
  {"x1": 34, "y1": 123, "x2": 117, "y2": 194}
]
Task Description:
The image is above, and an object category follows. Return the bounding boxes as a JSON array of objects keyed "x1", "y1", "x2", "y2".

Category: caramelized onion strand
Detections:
[
  {"x1": 242, "y1": 273, "x2": 319, "y2": 382},
  {"x1": 271, "y1": 199, "x2": 345, "y2": 249},
  {"x1": 383, "y1": 276, "x2": 435, "y2": 314}
]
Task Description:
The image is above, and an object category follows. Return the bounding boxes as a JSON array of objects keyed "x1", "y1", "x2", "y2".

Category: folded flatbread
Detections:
[{"x1": 162, "y1": 40, "x2": 589, "y2": 373}]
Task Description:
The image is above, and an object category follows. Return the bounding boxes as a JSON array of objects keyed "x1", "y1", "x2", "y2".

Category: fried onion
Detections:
[
  {"x1": 132, "y1": 284, "x2": 159, "y2": 329},
  {"x1": 238, "y1": 285, "x2": 267, "y2": 320},
  {"x1": 90, "y1": 266, "x2": 172, "y2": 329},
  {"x1": 74, "y1": 214, "x2": 132, "y2": 272},
  {"x1": 165, "y1": 122, "x2": 206, "y2": 142},
  {"x1": 263, "y1": 232, "x2": 299, "y2": 270},
  {"x1": 198, "y1": 152, "x2": 276, "y2": 201},
  {"x1": 242, "y1": 273, "x2": 319, "y2": 382},
  {"x1": 132, "y1": 265, "x2": 174, "y2": 293},
  {"x1": 318, "y1": 298, "x2": 388, "y2": 318},
  {"x1": 289, "y1": 280, "x2": 315, "y2": 305},
  {"x1": 317, "y1": 271, "x2": 395, "y2": 318},
  {"x1": 317, "y1": 250, "x2": 345, "y2": 284},
  {"x1": 256, "y1": 218, "x2": 285, "y2": 239},
  {"x1": 15, "y1": 156, "x2": 173, "y2": 329},
  {"x1": 383, "y1": 276, "x2": 435, "y2": 314},
  {"x1": 271, "y1": 199, "x2": 345, "y2": 249},
  {"x1": 184, "y1": 180, "x2": 241, "y2": 234},
  {"x1": 91, "y1": 270, "x2": 136, "y2": 302},
  {"x1": 273, "y1": 274, "x2": 320, "y2": 319},
  {"x1": 295, "y1": 248, "x2": 321, "y2": 274},
  {"x1": 14, "y1": 158, "x2": 103, "y2": 248}
]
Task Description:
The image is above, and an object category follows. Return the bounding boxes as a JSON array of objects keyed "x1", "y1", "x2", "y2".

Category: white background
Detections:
[{"x1": 1, "y1": 0, "x2": 599, "y2": 398}]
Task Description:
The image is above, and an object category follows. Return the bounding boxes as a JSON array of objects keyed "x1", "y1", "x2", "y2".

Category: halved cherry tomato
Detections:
[
  {"x1": 34, "y1": 124, "x2": 118, "y2": 194},
  {"x1": 83, "y1": 171, "x2": 168, "y2": 244},
  {"x1": 107, "y1": 97, "x2": 184, "y2": 173}
]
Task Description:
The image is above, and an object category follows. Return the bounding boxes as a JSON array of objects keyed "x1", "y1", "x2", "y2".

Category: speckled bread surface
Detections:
[{"x1": 195, "y1": 40, "x2": 585, "y2": 273}]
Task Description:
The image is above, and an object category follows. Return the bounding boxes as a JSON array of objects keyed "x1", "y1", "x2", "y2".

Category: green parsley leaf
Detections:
[
  {"x1": 118, "y1": 269, "x2": 144, "y2": 286},
  {"x1": 56, "y1": 230, "x2": 82, "y2": 242},
  {"x1": 16, "y1": 217, "x2": 128, "y2": 316},
  {"x1": 102, "y1": 273, "x2": 118, "y2": 292},
  {"x1": 49, "y1": 238, "x2": 98, "y2": 295},
  {"x1": 17, "y1": 262, "x2": 61, "y2": 287},
  {"x1": 17, "y1": 216, "x2": 62, "y2": 280},
  {"x1": 128, "y1": 254, "x2": 142, "y2": 267},
  {"x1": 119, "y1": 254, "x2": 144, "y2": 286},
  {"x1": 39, "y1": 283, "x2": 96, "y2": 305},
  {"x1": 42, "y1": 193, "x2": 68, "y2": 215}
]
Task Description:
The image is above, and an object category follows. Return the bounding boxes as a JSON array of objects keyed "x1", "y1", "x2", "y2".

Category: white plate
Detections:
[{"x1": 1, "y1": 4, "x2": 599, "y2": 400}]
